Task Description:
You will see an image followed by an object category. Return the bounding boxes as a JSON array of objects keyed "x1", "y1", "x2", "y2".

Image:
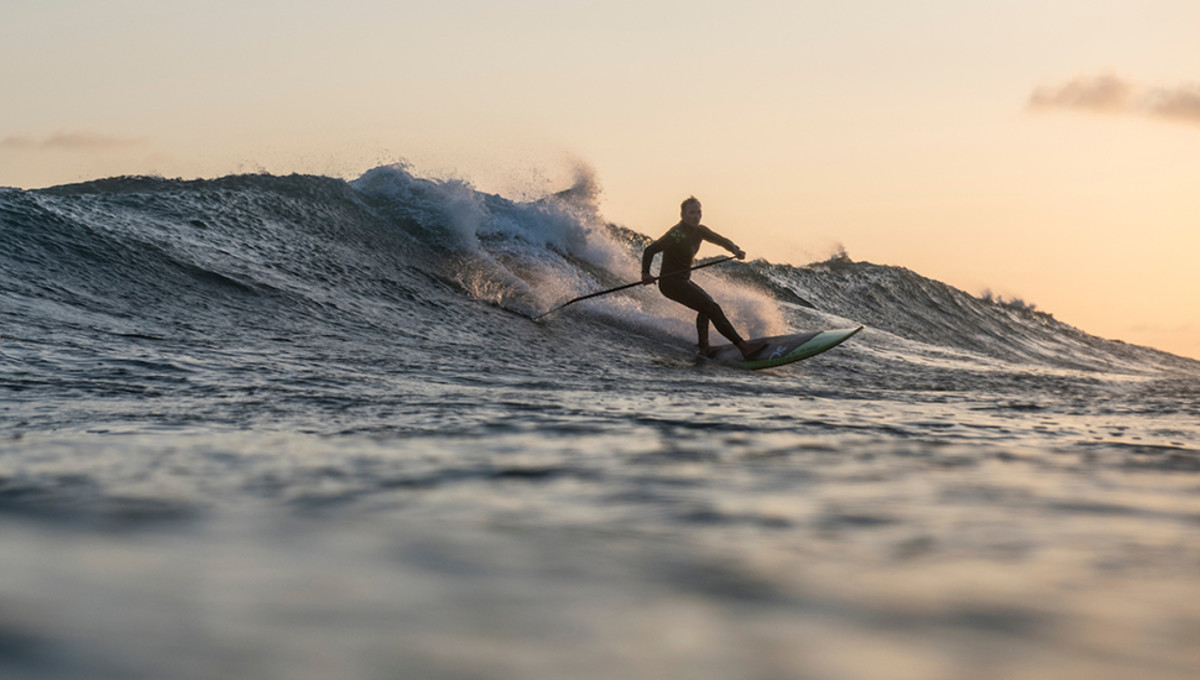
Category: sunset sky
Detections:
[{"x1": 3, "y1": 1, "x2": 1197, "y2": 359}]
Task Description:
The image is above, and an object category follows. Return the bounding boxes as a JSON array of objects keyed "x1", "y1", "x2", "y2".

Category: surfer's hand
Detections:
[
  {"x1": 734, "y1": 249, "x2": 746, "y2": 260},
  {"x1": 641, "y1": 274, "x2": 655, "y2": 285}
]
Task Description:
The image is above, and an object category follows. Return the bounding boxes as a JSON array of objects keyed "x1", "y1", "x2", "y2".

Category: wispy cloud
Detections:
[
  {"x1": 1028, "y1": 74, "x2": 1200, "y2": 126},
  {"x1": 0, "y1": 130, "x2": 149, "y2": 151},
  {"x1": 1143, "y1": 84, "x2": 1200, "y2": 123},
  {"x1": 1029, "y1": 73, "x2": 1133, "y2": 112}
]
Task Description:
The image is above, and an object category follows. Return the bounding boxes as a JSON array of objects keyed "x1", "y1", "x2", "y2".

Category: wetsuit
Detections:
[{"x1": 642, "y1": 222, "x2": 744, "y2": 348}]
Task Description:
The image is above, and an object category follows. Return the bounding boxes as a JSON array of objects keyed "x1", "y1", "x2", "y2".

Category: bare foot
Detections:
[
  {"x1": 698, "y1": 345, "x2": 718, "y2": 358},
  {"x1": 737, "y1": 340, "x2": 767, "y2": 359}
]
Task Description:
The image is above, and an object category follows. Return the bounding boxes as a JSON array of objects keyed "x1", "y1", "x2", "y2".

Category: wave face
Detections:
[
  {"x1": 4, "y1": 166, "x2": 1198, "y2": 429},
  {"x1": 3, "y1": 165, "x2": 1194, "y2": 423}
]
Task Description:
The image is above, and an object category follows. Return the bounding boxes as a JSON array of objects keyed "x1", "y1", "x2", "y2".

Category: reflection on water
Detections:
[{"x1": 1, "y1": 399, "x2": 1197, "y2": 680}]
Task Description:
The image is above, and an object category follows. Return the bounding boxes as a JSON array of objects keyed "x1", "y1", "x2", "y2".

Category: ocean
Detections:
[{"x1": 2, "y1": 165, "x2": 1198, "y2": 679}]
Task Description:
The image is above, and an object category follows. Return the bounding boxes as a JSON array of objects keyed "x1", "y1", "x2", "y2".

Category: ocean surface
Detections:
[{"x1": 2, "y1": 165, "x2": 1198, "y2": 680}]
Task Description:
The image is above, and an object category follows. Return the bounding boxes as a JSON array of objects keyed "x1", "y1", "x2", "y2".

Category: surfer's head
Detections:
[{"x1": 680, "y1": 196, "x2": 702, "y2": 227}]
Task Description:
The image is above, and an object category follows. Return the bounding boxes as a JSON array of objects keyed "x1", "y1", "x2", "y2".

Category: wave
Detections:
[{"x1": 2, "y1": 164, "x2": 1196, "y2": 379}]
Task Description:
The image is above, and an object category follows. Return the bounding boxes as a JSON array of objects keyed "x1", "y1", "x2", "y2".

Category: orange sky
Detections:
[{"x1": 2, "y1": 1, "x2": 1197, "y2": 359}]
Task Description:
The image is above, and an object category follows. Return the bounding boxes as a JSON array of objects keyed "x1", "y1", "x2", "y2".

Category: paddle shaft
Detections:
[{"x1": 532, "y1": 256, "x2": 735, "y2": 321}]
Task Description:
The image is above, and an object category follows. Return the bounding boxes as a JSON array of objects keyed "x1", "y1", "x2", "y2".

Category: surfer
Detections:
[{"x1": 642, "y1": 197, "x2": 767, "y2": 359}]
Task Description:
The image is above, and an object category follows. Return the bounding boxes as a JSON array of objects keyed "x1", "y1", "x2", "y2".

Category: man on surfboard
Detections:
[{"x1": 642, "y1": 197, "x2": 767, "y2": 360}]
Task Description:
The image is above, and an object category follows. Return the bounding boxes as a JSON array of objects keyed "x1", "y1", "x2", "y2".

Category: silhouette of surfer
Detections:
[{"x1": 642, "y1": 197, "x2": 767, "y2": 359}]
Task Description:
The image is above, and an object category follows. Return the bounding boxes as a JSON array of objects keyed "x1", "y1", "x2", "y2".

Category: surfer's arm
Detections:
[
  {"x1": 700, "y1": 226, "x2": 746, "y2": 260},
  {"x1": 641, "y1": 238, "x2": 665, "y2": 284}
]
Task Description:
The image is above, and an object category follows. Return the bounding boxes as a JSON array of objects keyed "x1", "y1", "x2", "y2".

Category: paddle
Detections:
[{"x1": 531, "y1": 256, "x2": 736, "y2": 321}]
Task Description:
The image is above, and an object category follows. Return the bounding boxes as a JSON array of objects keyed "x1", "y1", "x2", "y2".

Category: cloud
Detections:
[
  {"x1": 1143, "y1": 84, "x2": 1200, "y2": 123},
  {"x1": 0, "y1": 130, "x2": 148, "y2": 151},
  {"x1": 1028, "y1": 74, "x2": 1200, "y2": 126},
  {"x1": 1029, "y1": 73, "x2": 1133, "y2": 112}
]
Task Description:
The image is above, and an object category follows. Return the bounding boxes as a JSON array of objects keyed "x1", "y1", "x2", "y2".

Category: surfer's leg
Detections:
[
  {"x1": 661, "y1": 280, "x2": 747, "y2": 347},
  {"x1": 662, "y1": 281, "x2": 766, "y2": 359},
  {"x1": 696, "y1": 313, "x2": 710, "y2": 349},
  {"x1": 703, "y1": 300, "x2": 767, "y2": 358},
  {"x1": 691, "y1": 286, "x2": 740, "y2": 345},
  {"x1": 705, "y1": 305, "x2": 740, "y2": 345}
]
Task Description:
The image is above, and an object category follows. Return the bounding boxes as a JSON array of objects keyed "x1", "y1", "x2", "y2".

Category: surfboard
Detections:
[{"x1": 706, "y1": 326, "x2": 864, "y2": 370}]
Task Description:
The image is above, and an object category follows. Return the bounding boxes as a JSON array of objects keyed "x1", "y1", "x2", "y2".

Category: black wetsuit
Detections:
[{"x1": 642, "y1": 223, "x2": 744, "y2": 348}]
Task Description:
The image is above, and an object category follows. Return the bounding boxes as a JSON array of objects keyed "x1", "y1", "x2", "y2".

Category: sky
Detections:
[{"x1": 2, "y1": 0, "x2": 1198, "y2": 359}]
